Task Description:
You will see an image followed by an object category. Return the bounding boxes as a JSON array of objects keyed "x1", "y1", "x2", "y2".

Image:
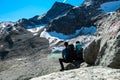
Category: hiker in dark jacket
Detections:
[
  {"x1": 59, "y1": 42, "x2": 76, "y2": 71},
  {"x1": 59, "y1": 42, "x2": 69, "y2": 71}
]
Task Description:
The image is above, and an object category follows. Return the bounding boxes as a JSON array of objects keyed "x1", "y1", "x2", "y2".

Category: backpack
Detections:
[
  {"x1": 75, "y1": 43, "x2": 84, "y2": 62},
  {"x1": 76, "y1": 43, "x2": 83, "y2": 58},
  {"x1": 65, "y1": 44, "x2": 75, "y2": 62},
  {"x1": 76, "y1": 44, "x2": 82, "y2": 53}
]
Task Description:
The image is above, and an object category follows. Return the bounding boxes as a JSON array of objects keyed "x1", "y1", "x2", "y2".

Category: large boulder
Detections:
[
  {"x1": 84, "y1": 37, "x2": 101, "y2": 65},
  {"x1": 84, "y1": 11, "x2": 120, "y2": 68}
]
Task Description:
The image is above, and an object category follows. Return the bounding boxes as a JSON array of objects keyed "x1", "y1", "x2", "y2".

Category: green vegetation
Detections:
[{"x1": 48, "y1": 53, "x2": 62, "y2": 59}]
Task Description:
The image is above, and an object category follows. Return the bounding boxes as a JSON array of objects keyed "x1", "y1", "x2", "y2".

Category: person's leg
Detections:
[
  {"x1": 59, "y1": 58, "x2": 65, "y2": 71},
  {"x1": 1, "y1": 53, "x2": 5, "y2": 60},
  {"x1": 8, "y1": 41, "x2": 13, "y2": 48},
  {"x1": 1, "y1": 51, "x2": 9, "y2": 61}
]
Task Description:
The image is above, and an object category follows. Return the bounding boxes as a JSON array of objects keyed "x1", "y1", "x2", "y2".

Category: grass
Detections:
[{"x1": 48, "y1": 52, "x2": 62, "y2": 59}]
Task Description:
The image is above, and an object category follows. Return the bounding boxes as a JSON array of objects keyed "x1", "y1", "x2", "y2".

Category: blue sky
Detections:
[{"x1": 0, "y1": 0, "x2": 84, "y2": 22}]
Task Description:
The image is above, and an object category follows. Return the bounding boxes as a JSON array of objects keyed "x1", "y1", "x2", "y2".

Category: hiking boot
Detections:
[{"x1": 60, "y1": 69, "x2": 64, "y2": 71}]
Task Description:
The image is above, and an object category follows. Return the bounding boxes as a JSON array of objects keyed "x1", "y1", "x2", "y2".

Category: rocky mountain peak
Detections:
[
  {"x1": 51, "y1": 1, "x2": 74, "y2": 10},
  {"x1": 46, "y1": 0, "x2": 119, "y2": 35},
  {"x1": 16, "y1": 2, "x2": 74, "y2": 29},
  {"x1": 44, "y1": 1, "x2": 74, "y2": 19}
]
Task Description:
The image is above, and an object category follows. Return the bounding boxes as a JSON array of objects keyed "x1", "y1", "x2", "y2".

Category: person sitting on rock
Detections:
[
  {"x1": 59, "y1": 42, "x2": 69, "y2": 71},
  {"x1": 59, "y1": 42, "x2": 75, "y2": 71}
]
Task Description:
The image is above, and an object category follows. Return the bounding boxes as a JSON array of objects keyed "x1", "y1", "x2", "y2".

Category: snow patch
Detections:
[
  {"x1": 99, "y1": 1, "x2": 120, "y2": 12},
  {"x1": 84, "y1": 1, "x2": 92, "y2": 6},
  {"x1": 40, "y1": 29, "x2": 62, "y2": 45},
  {"x1": 40, "y1": 26, "x2": 96, "y2": 48},
  {"x1": 49, "y1": 26, "x2": 97, "y2": 40},
  {"x1": 52, "y1": 46, "x2": 64, "y2": 53},
  {"x1": 68, "y1": 35, "x2": 96, "y2": 48},
  {"x1": 63, "y1": 0, "x2": 67, "y2": 3},
  {"x1": 27, "y1": 25, "x2": 45, "y2": 35},
  {"x1": 49, "y1": 35, "x2": 96, "y2": 56}
]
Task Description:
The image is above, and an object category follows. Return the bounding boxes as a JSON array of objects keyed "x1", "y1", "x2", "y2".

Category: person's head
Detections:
[
  {"x1": 76, "y1": 41, "x2": 80, "y2": 44},
  {"x1": 68, "y1": 44, "x2": 74, "y2": 51},
  {"x1": 64, "y1": 42, "x2": 68, "y2": 48}
]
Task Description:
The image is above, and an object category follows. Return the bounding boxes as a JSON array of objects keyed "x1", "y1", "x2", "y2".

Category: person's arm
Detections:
[
  {"x1": 62, "y1": 49, "x2": 65, "y2": 59},
  {"x1": 62, "y1": 53, "x2": 64, "y2": 59}
]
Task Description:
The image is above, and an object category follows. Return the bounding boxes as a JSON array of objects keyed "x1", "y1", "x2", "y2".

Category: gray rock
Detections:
[
  {"x1": 0, "y1": 25, "x2": 49, "y2": 60},
  {"x1": 47, "y1": 0, "x2": 117, "y2": 35},
  {"x1": 84, "y1": 11, "x2": 120, "y2": 68},
  {"x1": 31, "y1": 66, "x2": 120, "y2": 80},
  {"x1": 84, "y1": 37, "x2": 101, "y2": 65}
]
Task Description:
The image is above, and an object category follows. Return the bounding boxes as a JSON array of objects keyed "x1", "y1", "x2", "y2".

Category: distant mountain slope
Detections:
[
  {"x1": 47, "y1": 0, "x2": 119, "y2": 35},
  {"x1": 0, "y1": 25, "x2": 49, "y2": 59}
]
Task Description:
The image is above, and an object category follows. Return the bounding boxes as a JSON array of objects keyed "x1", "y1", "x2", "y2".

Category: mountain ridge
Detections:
[{"x1": 0, "y1": 0, "x2": 120, "y2": 80}]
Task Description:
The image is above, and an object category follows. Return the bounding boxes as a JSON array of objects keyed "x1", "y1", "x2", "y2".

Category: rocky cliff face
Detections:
[
  {"x1": 0, "y1": 23, "x2": 60, "y2": 80},
  {"x1": 0, "y1": 24, "x2": 49, "y2": 59},
  {"x1": 0, "y1": 22, "x2": 15, "y2": 38},
  {"x1": 84, "y1": 9, "x2": 120, "y2": 68},
  {"x1": 46, "y1": 0, "x2": 119, "y2": 35}
]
